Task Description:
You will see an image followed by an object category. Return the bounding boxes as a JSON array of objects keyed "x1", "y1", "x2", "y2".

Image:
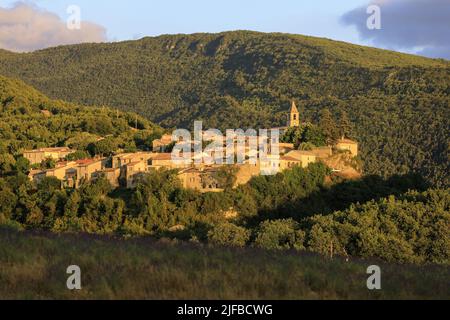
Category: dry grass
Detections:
[{"x1": 0, "y1": 227, "x2": 448, "y2": 300}]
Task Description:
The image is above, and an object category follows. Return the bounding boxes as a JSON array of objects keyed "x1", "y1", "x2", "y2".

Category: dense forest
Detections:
[
  {"x1": 2, "y1": 156, "x2": 448, "y2": 264},
  {"x1": 0, "y1": 33, "x2": 449, "y2": 266},
  {"x1": 0, "y1": 31, "x2": 448, "y2": 187},
  {"x1": 0, "y1": 75, "x2": 162, "y2": 156},
  {"x1": 0, "y1": 75, "x2": 447, "y2": 264}
]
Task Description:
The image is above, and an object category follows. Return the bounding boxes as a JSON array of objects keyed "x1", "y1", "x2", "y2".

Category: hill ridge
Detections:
[
  {"x1": 1, "y1": 31, "x2": 448, "y2": 67},
  {"x1": 0, "y1": 30, "x2": 448, "y2": 186}
]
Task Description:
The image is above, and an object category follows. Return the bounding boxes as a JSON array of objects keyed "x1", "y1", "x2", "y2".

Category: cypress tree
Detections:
[
  {"x1": 319, "y1": 109, "x2": 338, "y2": 145},
  {"x1": 338, "y1": 110, "x2": 353, "y2": 139}
]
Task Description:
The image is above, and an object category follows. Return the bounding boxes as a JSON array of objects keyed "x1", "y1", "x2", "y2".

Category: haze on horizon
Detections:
[{"x1": 0, "y1": 0, "x2": 449, "y2": 59}]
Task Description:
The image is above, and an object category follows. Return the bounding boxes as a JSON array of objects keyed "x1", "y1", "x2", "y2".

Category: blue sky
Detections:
[
  {"x1": 1, "y1": 0, "x2": 367, "y2": 41},
  {"x1": 0, "y1": 0, "x2": 449, "y2": 58}
]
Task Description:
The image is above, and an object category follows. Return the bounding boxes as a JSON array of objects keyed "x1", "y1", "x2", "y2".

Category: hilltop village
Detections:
[{"x1": 24, "y1": 102, "x2": 359, "y2": 193}]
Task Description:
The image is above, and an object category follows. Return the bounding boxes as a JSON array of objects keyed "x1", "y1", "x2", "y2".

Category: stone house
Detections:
[
  {"x1": 152, "y1": 134, "x2": 173, "y2": 152},
  {"x1": 29, "y1": 158, "x2": 106, "y2": 188},
  {"x1": 234, "y1": 162, "x2": 261, "y2": 186},
  {"x1": 310, "y1": 146, "x2": 333, "y2": 159},
  {"x1": 124, "y1": 161, "x2": 148, "y2": 188},
  {"x1": 284, "y1": 150, "x2": 317, "y2": 168},
  {"x1": 336, "y1": 138, "x2": 358, "y2": 157},
  {"x1": 112, "y1": 152, "x2": 155, "y2": 168},
  {"x1": 92, "y1": 167, "x2": 121, "y2": 188},
  {"x1": 149, "y1": 153, "x2": 189, "y2": 169},
  {"x1": 23, "y1": 147, "x2": 74, "y2": 165},
  {"x1": 178, "y1": 166, "x2": 224, "y2": 192},
  {"x1": 31, "y1": 161, "x2": 78, "y2": 185}
]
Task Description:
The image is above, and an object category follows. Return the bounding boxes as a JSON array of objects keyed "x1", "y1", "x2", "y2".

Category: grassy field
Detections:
[{"x1": 0, "y1": 227, "x2": 448, "y2": 300}]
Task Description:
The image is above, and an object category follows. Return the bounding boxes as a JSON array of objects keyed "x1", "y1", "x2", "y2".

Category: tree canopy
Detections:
[{"x1": 0, "y1": 31, "x2": 447, "y2": 186}]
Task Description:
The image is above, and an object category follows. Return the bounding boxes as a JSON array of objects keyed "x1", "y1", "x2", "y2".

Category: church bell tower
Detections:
[{"x1": 288, "y1": 100, "x2": 300, "y2": 127}]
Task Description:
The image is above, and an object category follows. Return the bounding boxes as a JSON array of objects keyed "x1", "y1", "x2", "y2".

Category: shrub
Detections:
[
  {"x1": 66, "y1": 150, "x2": 90, "y2": 161},
  {"x1": 254, "y1": 219, "x2": 305, "y2": 250},
  {"x1": 207, "y1": 222, "x2": 250, "y2": 247}
]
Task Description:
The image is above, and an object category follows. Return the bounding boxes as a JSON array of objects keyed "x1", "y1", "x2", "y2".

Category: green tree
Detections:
[
  {"x1": 63, "y1": 190, "x2": 81, "y2": 218},
  {"x1": 214, "y1": 166, "x2": 239, "y2": 190},
  {"x1": 82, "y1": 116, "x2": 114, "y2": 135},
  {"x1": 41, "y1": 157, "x2": 56, "y2": 169},
  {"x1": 0, "y1": 153, "x2": 16, "y2": 175},
  {"x1": 0, "y1": 184, "x2": 17, "y2": 220},
  {"x1": 281, "y1": 127, "x2": 303, "y2": 145},
  {"x1": 254, "y1": 219, "x2": 306, "y2": 250},
  {"x1": 232, "y1": 186, "x2": 258, "y2": 218},
  {"x1": 14, "y1": 156, "x2": 30, "y2": 174},
  {"x1": 37, "y1": 176, "x2": 62, "y2": 193},
  {"x1": 338, "y1": 110, "x2": 353, "y2": 138},
  {"x1": 207, "y1": 222, "x2": 250, "y2": 247},
  {"x1": 88, "y1": 137, "x2": 118, "y2": 156},
  {"x1": 66, "y1": 150, "x2": 90, "y2": 161},
  {"x1": 298, "y1": 142, "x2": 315, "y2": 150},
  {"x1": 65, "y1": 132, "x2": 101, "y2": 151},
  {"x1": 302, "y1": 124, "x2": 326, "y2": 147},
  {"x1": 319, "y1": 109, "x2": 338, "y2": 145}
]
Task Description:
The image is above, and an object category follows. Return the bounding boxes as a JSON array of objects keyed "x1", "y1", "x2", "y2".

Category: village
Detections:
[{"x1": 24, "y1": 102, "x2": 358, "y2": 193}]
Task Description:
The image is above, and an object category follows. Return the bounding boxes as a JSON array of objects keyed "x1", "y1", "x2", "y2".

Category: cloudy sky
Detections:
[{"x1": 0, "y1": 0, "x2": 448, "y2": 59}]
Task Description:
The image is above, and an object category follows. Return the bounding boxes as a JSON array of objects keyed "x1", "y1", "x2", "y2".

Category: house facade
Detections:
[
  {"x1": 23, "y1": 147, "x2": 74, "y2": 165},
  {"x1": 24, "y1": 101, "x2": 358, "y2": 192},
  {"x1": 29, "y1": 158, "x2": 107, "y2": 188},
  {"x1": 336, "y1": 138, "x2": 358, "y2": 156}
]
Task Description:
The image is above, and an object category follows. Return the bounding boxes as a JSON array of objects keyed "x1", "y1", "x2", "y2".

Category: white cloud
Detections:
[{"x1": 0, "y1": 2, "x2": 107, "y2": 52}]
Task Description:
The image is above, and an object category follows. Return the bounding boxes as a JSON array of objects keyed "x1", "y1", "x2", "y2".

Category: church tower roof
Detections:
[
  {"x1": 287, "y1": 100, "x2": 300, "y2": 128},
  {"x1": 290, "y1": 101, "x2": 299, "y2": 114}
]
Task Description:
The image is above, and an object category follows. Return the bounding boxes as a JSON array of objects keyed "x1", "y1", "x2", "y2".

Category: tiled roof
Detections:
[
  {"x1": 155, "y1": 135, "x2": 173, "y2": 144},
  {"x1": 152, "y1": 153, "x2": 173, "y2": 161},
  {"x1": 278, "y1": 143, "x2": 295, "y2": 147},
  {"x1": 290, "y1": 101, "x2": 299, "y2": 113},
  {"x1": 287, "y1": 150, "x2": 316, "y2": 156},
  {"x1": 337, "y1": 138, "x2": 358, "y2": 144},
  {"x1": 76, "y1": 159, "x2": 97, "y2": 166},
  {"x1": 126, "y1": 161, "x2": 142, "y2": 167},
  {"x1": 29, "y1": 169, "x2": 44, "y2": 175},
  {"x1": 281, "y1": 156, "x2": 300, "y2": 162},
  {"x1": 24, "y1": 147, "x2": 72, "y2": 153}
]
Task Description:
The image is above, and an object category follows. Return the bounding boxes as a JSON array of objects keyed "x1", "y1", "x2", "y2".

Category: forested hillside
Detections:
[
  {"x1": 0, "y1": 31, "x2": 448, "y2": 186},
  {"x1": 0, "y1": 73, "x2": 448, "y2": 265},
  {"x1": 0, "y1": 75, "x2": 162, "y2": 155}
]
